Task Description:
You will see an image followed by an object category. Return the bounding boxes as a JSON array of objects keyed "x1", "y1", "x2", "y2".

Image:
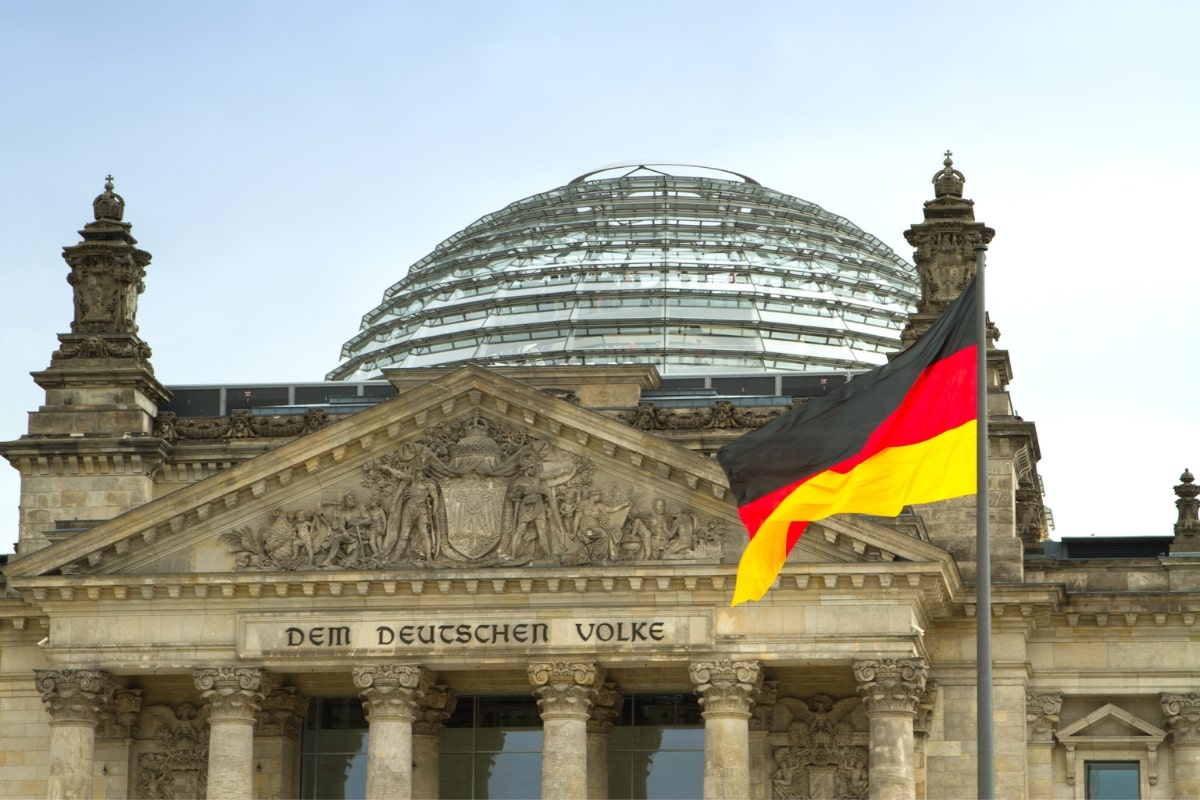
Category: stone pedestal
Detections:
[
  {"x1": 412, "y1": 683, "x2": 456, "y2": 800},
  {"x1": 587, "y1": 682, "x2": 623, "y2": 800},
  {"x1": 194, "y1": 667, "x2": 271, "y2": 800},
  {"x1": 354, "y1": 664, "x2": 427, "y2": 800},
  {"x1": 853, "y1": 658, "x2": 927, "y2": 800},
  {"x1": 35, "y1": 669, "x2": 117, "y2": 800},
  {"x1": 254, "y1": 687, "x2": 308, "y2": 800},
  {"x1": 529, "y1": 662, "x2": 601, "y2": 800},
  {"x1": 1162, "y1": 693, "x2": 1200, "y2": 797},
  {"x1": 689, "y1": 659, "x2": 762, "y2": 800}
]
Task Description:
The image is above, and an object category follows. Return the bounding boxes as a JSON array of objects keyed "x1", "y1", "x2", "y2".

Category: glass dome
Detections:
[{"x1": 327, "y1": 165, "x2": 919, "y2": 381}]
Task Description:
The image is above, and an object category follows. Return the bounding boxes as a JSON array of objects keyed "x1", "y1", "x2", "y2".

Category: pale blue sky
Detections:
[{"x1": 3, "y1": 1, "x2": 1198, "y2": 554}]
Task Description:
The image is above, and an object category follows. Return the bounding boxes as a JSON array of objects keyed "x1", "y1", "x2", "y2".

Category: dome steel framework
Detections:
[{"x1": 327, "y1": 165, "x2": 919, "y2": 381}]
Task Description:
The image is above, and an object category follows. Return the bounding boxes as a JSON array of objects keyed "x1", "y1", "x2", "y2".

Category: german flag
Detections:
[{"x1": 719, "y1": 278, "x2": 979, "y2": 605}]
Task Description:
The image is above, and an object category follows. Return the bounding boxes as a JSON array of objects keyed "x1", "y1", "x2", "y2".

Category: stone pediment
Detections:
[
  {"x1": 3, "y1": 366, "x2": 741, "y2": 580},
  {"x1": 1057, "y1": 703, "x2": 1167, "y2": 742},
  {"x1": 790, "y1": 515, "x2": 955, "y2": 567}
]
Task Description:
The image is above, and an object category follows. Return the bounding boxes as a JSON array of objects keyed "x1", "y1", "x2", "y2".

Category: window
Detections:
[
  {"x1": 608, "y1": 694, "x2": 704, "y2": 800},
  {"x1": 440, "y1": 695, "x2": 543, "y2": 800},
  {"x1": 300, "y1": 698, "x2": 366, "y2": 800},
  {"x1": 1086, "y1": 762, "x2": 1139, "y2": 800}
]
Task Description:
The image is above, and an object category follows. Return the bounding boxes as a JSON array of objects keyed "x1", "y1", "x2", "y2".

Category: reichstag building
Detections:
[{"x1": 1, "y1": 161, "x2": 1193, "y2": 800}]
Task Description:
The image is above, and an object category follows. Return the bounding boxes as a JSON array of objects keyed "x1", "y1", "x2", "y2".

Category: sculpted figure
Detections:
[
  {"x1": 508, "y1": 462, "x2": 552, "y2": 558},
  {"x1": 575, "y1": 491, "x2": 632, "y2": 561},
  {"x1": 630, "y1": 498, "x2": 696, "y2": 559},
  {"x1": 399, "y1": 468, "x2": 443, "y2": 560}
]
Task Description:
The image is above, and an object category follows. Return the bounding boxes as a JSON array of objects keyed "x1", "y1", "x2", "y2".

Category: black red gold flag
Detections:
[{"x1": 719, "y1": 278, "x2": 979, "y2": 605}]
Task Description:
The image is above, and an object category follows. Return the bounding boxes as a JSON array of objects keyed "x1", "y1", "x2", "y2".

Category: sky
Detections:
[{"x1": 2, "y1": 1, "x2": 1198, "y2": 556}]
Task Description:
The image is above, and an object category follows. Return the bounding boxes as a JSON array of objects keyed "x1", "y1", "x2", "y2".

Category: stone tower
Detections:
[{"x1": 0, "y1": 178, "x2": 171, "y2": 554}]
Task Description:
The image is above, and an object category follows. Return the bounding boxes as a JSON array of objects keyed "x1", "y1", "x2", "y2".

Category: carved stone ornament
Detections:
[
  {"x1": 255, "y1": 687, "x2": 309, "y2": 740},
  {"x1": 689, "y1": 659, "x2": 763, "y2": 716},
  {"x1": 413, "y1": 684, "x2": 458, "y2": 736},
  {"x1": 34, "y1": 668, "x2": 118, "y2": 725},
  {"x1": 193, "y1": 667, "x2": 271, "y2": 721},
  {"x1": 587, "y1": 682, "x2": 624, "y2": 735},
  {"x1": 852, "y1": 658, "x2": 928, "y2": 715},
  {"x1": 353, "y1": 664, "x2": 428, "y2": 722},
  {"x1": 218, "y1": 414, "x2": 731, "y2": 571},
  {"x1": 750, "y1": 680, "x2": 779, "y2": 733},
  {"x1": 772, "y1": 694, "x2": 868, "y2": 800},
  {"x1": 529, "y1": 661, "x2": 601, "y2": 718},
  {"x1": 154, "y1": 407, "x2": 332, "y2": 442},
  {"x1": 914, "y1": 680, "x2": 939, "y2": 737},
  {"x1": 1161, "y1": 692, "x2": 1200, "y2": 743},
  {"x1": 136, "y1": 702, "x2": 209, "y2": 800},
  {"x1": 1026, "y1": 691, "x2": 1063, "y2": 744},
  {"x1": 622, "y1": 399, "x2": 788, "y2": 431},
  {"x1": 98, "y1": 687, "x2": 144, "y2": 740}
]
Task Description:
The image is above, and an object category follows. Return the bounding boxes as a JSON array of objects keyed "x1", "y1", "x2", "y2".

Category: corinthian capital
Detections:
[
  {"x1": 853, "y1": 658, "x2": 927, "y2": 715},
  {"x1": 1162, "y1": 693, "x2": 1200, "y2": 744},
  {"x1": 689, "y1": 659, "x2": 762, "y2": 716},
  {"x1": 529, "y1": 662, "x2": 602, "y2": 718},
  {"x1": 353, "y1": 664, "x2": 428, "y2": 722},
  {"x1": 414, "y1": 684, "x2": 458, "y2": 736},
  {"x1": 1026, "y1": 691, "x2": 1062, "y2": 744},
  {"x1": 193, "y1": 667, "x2": 272, "y2": 721},
  {"x1": 587, "y1": 682, "x2": 624, "y2": 734},
  {"x1": 35, "y1": 669, "x2": 118, "y2": 726}
]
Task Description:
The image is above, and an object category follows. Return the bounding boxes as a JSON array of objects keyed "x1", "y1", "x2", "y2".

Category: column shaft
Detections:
[
  {"x1": 194, "y1": 667, "x2": 271, "y2": 800},
  {"x1": 354, "y1": 664, "x2": 427, "y2": 800},
  {"x1": 35, "y1": 669, "x2": 117, "y2": 800},
  {"x1": 689, "y1": 659, "x2": 761, "y2": 800},
  {"x1": 854, "y1": 658, "x2": 927, "y2": 800},
  {"x1": 529, "y1": 662, "x2": 601, "y2": 800}
]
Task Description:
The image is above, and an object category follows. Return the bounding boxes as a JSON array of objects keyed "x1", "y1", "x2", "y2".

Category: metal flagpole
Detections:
[{"x1": 974, "y1": 244, "x2": 995, "y2": 799}]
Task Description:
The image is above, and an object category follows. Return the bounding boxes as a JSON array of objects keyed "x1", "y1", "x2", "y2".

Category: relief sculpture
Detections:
[
  {"x1": 135, "y1": 703, "x2": 209, "y2": 800},
  {"x1": 772, "y1": 694, "x2": 868, "y2": 800},
  {"x1": 219, "y1": 414, "x2": 732, "y2": 570}
]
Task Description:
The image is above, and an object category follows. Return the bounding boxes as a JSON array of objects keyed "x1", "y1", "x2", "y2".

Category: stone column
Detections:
[
  {"x1": 1026, "y1": 691, "x2": 1062, "y2": 800},
  {"x1": 194, "y1": 667, "x2": 271, "y2": 800},
  {"x1": 412, "y1": 683, "x2": 457, "y2": 800},
  {"x1": 95, "y1": 686, "x2": 143, "y2": 799},
  {"x1": 354, "y1": 664, "x2": 427, "y2": 800},
  {"x1": 35, "y1": 668, "x2": 117, "y2": 800},
  {"x1": 528, "y1": 661, "x2": 602, "y2": 800},
  {"x1": 254, "y1": 687, "x2": 308, "y2": 800},
  {"x1": 853, "y1": 658, "x2": 927, "y2": 800},
  {"x1": 587, "y1": 682, "x2": 623, "y2": 800},
  {"x1": 1162, "y1": 692, "x2": 1200, "y2": 796},
  {"x1": 689, "y1": 659, "x2": 762, "y2": 800},
  {"x1": 748, "y1": 681, "x2": 777, "y2": 800},
  {"x1": 912, "y1": 681, "x2": 938, "y2": 800}
]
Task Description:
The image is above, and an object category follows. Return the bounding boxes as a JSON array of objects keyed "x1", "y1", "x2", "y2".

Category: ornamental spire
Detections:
[{"x1": 899, "y1": 153, "x2": 995, "y2": 346}]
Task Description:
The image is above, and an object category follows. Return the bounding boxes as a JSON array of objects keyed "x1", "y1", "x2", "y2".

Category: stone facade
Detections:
[{"x1": 0, "y1": 168, "x2": 1195, "y2": 800}]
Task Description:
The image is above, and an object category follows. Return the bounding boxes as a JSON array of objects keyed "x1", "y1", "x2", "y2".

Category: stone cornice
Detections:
[{"x1": 3, "y1": 365, "x2": 731, "y2": 580}]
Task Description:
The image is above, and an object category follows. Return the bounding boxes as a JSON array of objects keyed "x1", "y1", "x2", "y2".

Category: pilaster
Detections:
[
  {"x1": 1162, "y1": 692, "x2": 1200, "y2": 796},
  {"x1": 1026, "y1": 691, "x2": 1062, "y2": 800},
  {"x1": 412, "y1": 683, "x2": 456, "y2": 800},
  {"x1": 254, "y1": 686, "x2": 308, "y2": 800},
  {"x1": 748, "y1": 680, "x2": 777, "y2": 800},
  {"x1": 586, "y1": 681, "x2": 623, "y2": 800}
]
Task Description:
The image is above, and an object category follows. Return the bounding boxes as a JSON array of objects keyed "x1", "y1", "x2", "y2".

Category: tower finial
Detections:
[
  {"x1": 933, "y1": 152, "x2": 964, "y2": 199},
  {"x1": 92, "y1": 175, "x2": 125, "y2": 222}
]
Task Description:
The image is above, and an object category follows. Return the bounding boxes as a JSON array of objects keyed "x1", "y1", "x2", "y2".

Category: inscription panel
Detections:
[{"x1": 238, "y1": 610, "x2": 713, "y2": 658}]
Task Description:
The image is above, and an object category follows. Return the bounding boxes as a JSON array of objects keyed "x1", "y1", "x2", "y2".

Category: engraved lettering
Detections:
[
  {"x1": 456, "y1": 624, "x2": 471, "y2": 643},
  {"x1": 474, "y1": 625, "x2": 491, "y2": 644},
  {"x1": 330, "y1": 626, "x2": 351, "y2": 646},
  {"x1": 532, "y1": 623, "x2": 548, "y2": 643},
  {"x1": 377, "y1": 626, "x2": 394, "y2": 645},
  {"x1": 417, "y1": 626, "x2": 435, "y2": 644},
  {"x1": 286, "y1": 627, "x2": 304, "y2": 647},
  {"x1": 597, "y1": 622, "x2": 614, "y2": 642},
  {"x1": 439, "y1": 624, "x2": 455, "y2": 644},
  {"x1": 514, "y1": 624, "x2": 528, "y2": 644},
  {"x1": 493, "y1": 624, "x2": 509, "y2": 644},
  {"x1": 399, "y1": 625, "x2": 414, "y2": 645},
  {"x1": 649, "y1": 621, "x2": 665, "y2": 641},
  {"x1": 575, "y1": 623, "x2": 595, "y2": 642}
]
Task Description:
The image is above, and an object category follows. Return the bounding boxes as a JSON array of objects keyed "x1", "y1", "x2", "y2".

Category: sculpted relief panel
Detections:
[
  {"x1": 773, "y1": 694, "x2": 869, "y2": 800},
  {"x1": 219, "y1": 415, "x2": 733, "y2": 570}
]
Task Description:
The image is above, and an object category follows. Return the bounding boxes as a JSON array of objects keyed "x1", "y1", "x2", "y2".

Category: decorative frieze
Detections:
[
  {"x1": 853, "y1": 658, "x2": 927, "y2": 715},
  {"x1": 689, "y1": 659, "x2": 762, "y2": 715},
  {"x1": 1026, "y1": 691, "x2": 1063, "y2": 744},
  {"x1": 623, "y1": 399, "x2": 790, "y2": 431},
  {"x1": 353, "y1": 664, "x2": 428, "y2": 722},
  {"x1": 155, "y1": 407, "x2": 332, "y2": 442},
  {"x1": 218, "y1": 414, "x2": 731, "y2": 571}
]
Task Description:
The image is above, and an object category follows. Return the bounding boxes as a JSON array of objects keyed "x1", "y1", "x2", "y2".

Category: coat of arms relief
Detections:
[{"x1": 219, "y1": 415, "x2": 732, "y2": 570}]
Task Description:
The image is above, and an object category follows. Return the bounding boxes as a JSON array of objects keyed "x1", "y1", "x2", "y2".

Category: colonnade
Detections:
[{"x1": 34, "y1": 657, "x2": 931, "y2": 800}]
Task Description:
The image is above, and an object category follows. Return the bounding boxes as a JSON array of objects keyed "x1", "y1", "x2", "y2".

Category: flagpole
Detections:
[{"x1": 974, "y1": 244, "x2": 995, "y2": 799}]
